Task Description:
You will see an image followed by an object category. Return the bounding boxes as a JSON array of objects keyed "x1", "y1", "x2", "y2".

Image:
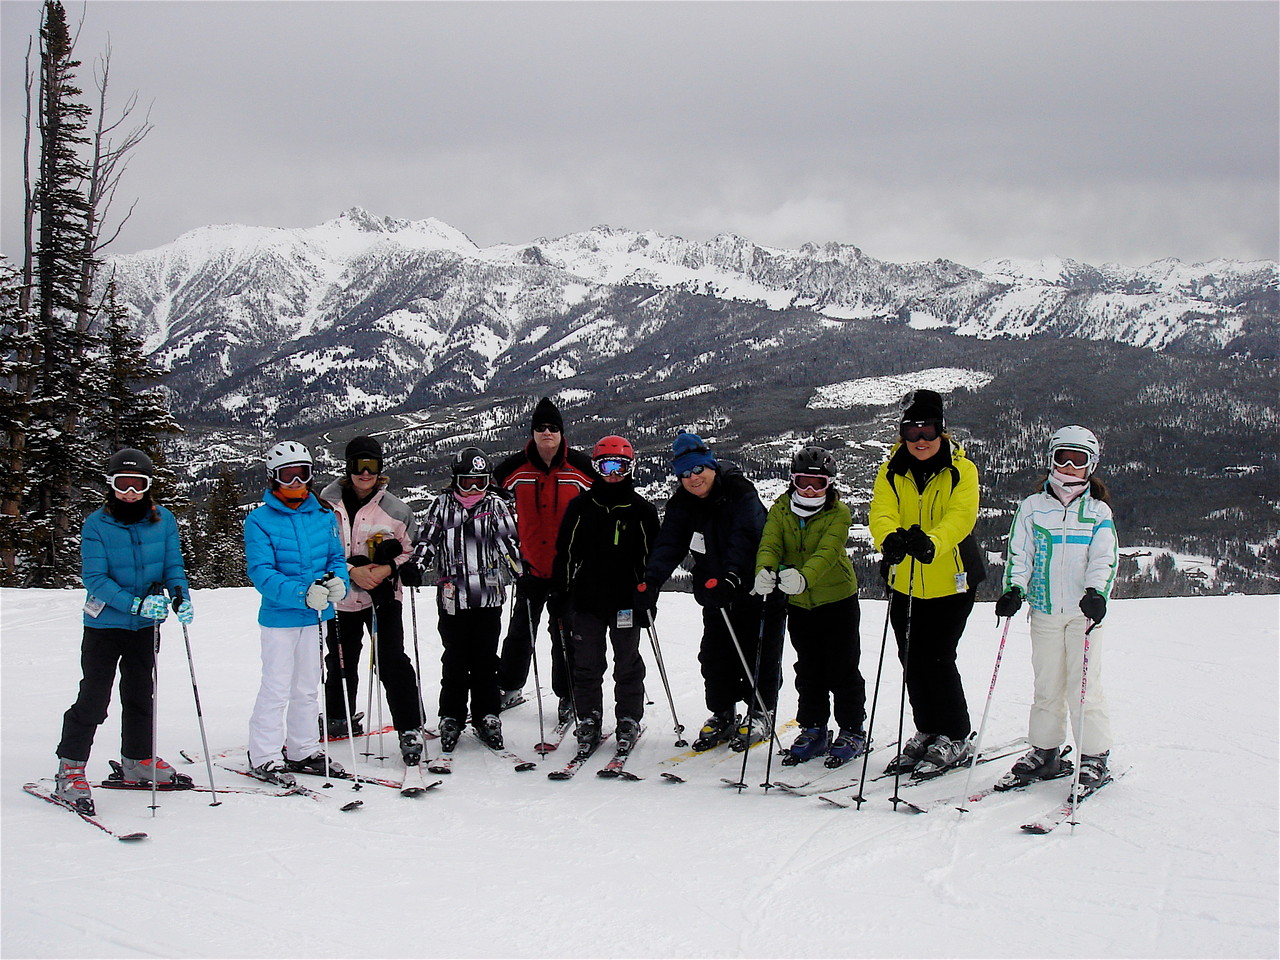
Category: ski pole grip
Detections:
[{"x1": 171, "y1": 586, "x2": 185, "y2": 612}]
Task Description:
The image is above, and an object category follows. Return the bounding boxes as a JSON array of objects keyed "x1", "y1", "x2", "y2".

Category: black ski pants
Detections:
[
  {"x1": 436, "y1": 606, "x2": 502, "y2": 723},
  {"x1": 788, "y1": 594, "x2": 866, "y2": 731},
  {"x1": 324, "y1": 601, "x2": 422, "y2": 733},
  {"x1": 57, "y1": 626, "x2": 157, "y2": 762},
  {"x1": 566, "y1": 608, "x2": 645, "y2": 723},
  {"x1": 889, "y1": 588, "x2": 975, "y2": 740},
  {"x1": 496, "y1": 578, "x2": 570, "y2": 699},
  {"x1": 698, "y1": 594, "x2": 785, "y2": 716}
]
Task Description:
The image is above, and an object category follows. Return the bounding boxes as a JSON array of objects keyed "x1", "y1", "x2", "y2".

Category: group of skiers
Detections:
[{"x1": 51, "y1": 390, "x2": 1119, "y2": 813}]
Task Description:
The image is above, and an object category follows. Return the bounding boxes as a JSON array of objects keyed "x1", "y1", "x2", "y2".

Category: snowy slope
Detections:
[{"x1": 2, "y1": 589, "x2": 1277, "y2": 959}]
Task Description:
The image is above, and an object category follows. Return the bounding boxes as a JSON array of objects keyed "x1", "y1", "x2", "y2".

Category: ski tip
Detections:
[
  {"x1": 596, "y1": 768, "x2": 618, "y2": 778},
  {"x1": 659, "y1": 772, "x2": 685, "y2": 783},
  {"x1": 118, "y1": 832, "x2": 149, "y2": 841},
  {"x1": 514, "y1": 762, "x2": 537, "y2": 772},
  {"x1": 339, "y1": 800, "x2": 364, "y2": 811}
]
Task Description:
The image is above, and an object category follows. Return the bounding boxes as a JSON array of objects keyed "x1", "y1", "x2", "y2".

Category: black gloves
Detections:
[
  {"x1": 902, "y1": 525, "x2": 935, "y2": 563},
  {"x1": 371, "y1": 540, "x2": 403, "y2": 566},
  {"x1": 514, "y1": 573, "x2": 540, "y2": 600},
  {"x1": 703, "y1": 573, "x2": 740, "y2": 609},
  {"x1": 1079, "y1": 587, "x2": 1107, "y2": 623},
  {"x1": 397, "y1": 562, "x2": 423, "y2": 588},
  {"x1": 633, "y1": 581, "x2": 658, "y2": 617},
  {"x1": 546, "y1": 590, "x2": 569, "y2": 619},
  {"x1": 881, "y1": 529, "x2": 909, "y2": 566},
  {"x1": 995, "y1": 587, "x2": 1024, "y2": 618}
]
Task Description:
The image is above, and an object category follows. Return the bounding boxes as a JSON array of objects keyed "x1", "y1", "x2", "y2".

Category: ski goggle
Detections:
[
  {"x1": 1052, "y1": 448, "x2": 1093, "y2": 470},
  {"x1": 456, "y1": 474, "x2": 489, "y2": 492},
  {"x1": 677, "y1": 464, "x2": 710, "y2": 480},
  {"x1": 348, "y1": 457, "x2": 381, "y2": 476},
  {"x1": 271, "y1": 463, "x2": 313, "y2": 486},
  {"x1": 792, "y1": 473, "x2": 829, "y2": 494},
  {"x1": 108, "y1": 474, "x2": 151, "y2": 494},
  {"x1": 901, "y1": 421, "x2": 943, "y2": 443},
  {"x1": 594, "y1": 457, "x2": 632, "y2": 478}
]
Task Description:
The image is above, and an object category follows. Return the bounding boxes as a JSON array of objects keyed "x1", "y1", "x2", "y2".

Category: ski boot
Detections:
[
  {"x1": 884, "y1": 730, "x2": 935, "y2": 775},
  {"x1": 438, "y1": 717, "x2": 463, "y2": 753},
  {"x1": 284, "y1": 752, "x2": 346, "y2": 777},
  {"x1": 615, "y1": 717, "x2": 641, "y2": 755},
  {"x1": 55, "y1": 758, "x2": 95, "y2": 814},
  {"x1": 825, "y1": 728, "x2": 869, "y2": 768},
  {"x1": 782, "y1": 726, "x2": 829, "y2": 766},
  {"x1": 398, "y1": 728, "x2": 424, "y2": 766},
  {"x1": 251, "y1": 758, "x2": 297, "y2": 787},
  {"x1": 557, "y1": 698, "x2": 575, "y2": 726},
  {"x1": 1076, "y1": 751, "x2": 1111, "y2": 796},
  {"x1": 475, "y1": 714, "x2": 504, "y2": 750},
  {"x1": 994, "y1": 745, "x2": 1073, "y2": 791},
  {"x1": 324, "y1": 711, "x2": 364, "y2": 739},
  {"x1": 575, "y1": 712, "x2": 602, "y2": 755},
  {"x1": 910, "y1": 733, "x2": 974, "y2": 780},
  {"x1": 498, "y1": 689, "x2": 525, "y2": 712},
  {"x1": 119, "y1": 756, "x2": 193, "y2": 788},
  {"x1": 729, "y1": 711, "x2": 771, "y2": 752},
  {"x1": 691, "y1": 711, "x2": 736, "y2": 752}
]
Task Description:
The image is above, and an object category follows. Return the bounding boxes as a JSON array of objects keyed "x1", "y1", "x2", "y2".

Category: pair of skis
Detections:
[{"x1": 427, "y1": 730, "x2": 538, "y2": 776}]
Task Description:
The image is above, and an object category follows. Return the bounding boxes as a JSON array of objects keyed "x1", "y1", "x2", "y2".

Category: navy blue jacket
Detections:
[{"x1": 644, "y1": 462, "x2": 766, "y2": 606}]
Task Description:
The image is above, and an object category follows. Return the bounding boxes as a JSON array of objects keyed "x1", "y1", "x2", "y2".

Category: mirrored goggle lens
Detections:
[
  {"x1": 109, "y1": 474, "x2": 151, "y2": 494},
  {"x1": 901, "y1": 421, "x2": 942, "y2": 442},
  {"x1": 594, "y1": 457, "x2": 631, "y2": 477},
  {"x1": 457, "y1": 474, "x2": 489, "y2": 491},
  {"x1": 349, "y1": 458, "x2": 381, "y2": 475},
  {"x1": 792, "y1": 473, "x2": 829, "y2": 493},
  {"x1": 1053, "y1": 448, "x2": 1092, "y2": 469},
  {"x1": 272, "y1": 464, "x2": 312, "y2": 485},
  {"x1": 677, "y1": 464, "x2": 709, "y2": 480}
]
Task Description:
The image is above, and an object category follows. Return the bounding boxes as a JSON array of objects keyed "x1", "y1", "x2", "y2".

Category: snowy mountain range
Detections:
[{"x1": 105, "y1": 208, "x2": 1276, "y2": 431}]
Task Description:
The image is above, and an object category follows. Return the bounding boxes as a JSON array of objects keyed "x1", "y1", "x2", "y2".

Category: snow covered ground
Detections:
[{"x1": 2, "y1": 588, "x2": 1277, "y2": 959}]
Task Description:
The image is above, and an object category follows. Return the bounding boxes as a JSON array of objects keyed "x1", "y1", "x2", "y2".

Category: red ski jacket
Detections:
[{"x1": 493, "y1": 439, "x2": 593, "y2": 579}]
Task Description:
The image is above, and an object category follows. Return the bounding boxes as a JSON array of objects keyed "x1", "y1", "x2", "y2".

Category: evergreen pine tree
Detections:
[{"x1": 190, "y1": 466, "x2": 249, "y2": 588}]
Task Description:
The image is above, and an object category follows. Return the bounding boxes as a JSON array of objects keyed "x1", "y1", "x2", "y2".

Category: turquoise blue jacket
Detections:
[
  {"x1": 81, "y1": 503, "x2": 189, "y2": 629},
  {"x1": 244, "y1": 491, "x2": 349, "y2": 628}
]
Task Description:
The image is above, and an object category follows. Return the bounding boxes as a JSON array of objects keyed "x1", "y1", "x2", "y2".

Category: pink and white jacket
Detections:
[{"x1": 320, "y1": 479, "x2": 418, "y2": 613}]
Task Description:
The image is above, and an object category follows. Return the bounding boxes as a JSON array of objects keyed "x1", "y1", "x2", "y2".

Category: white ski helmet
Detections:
[
  {"x1": 265, "y1": 440, "x2": 313, "y2": 474},
  {"x1": 1048, "y1": 425, "x2": 1099, "y2": 474}
]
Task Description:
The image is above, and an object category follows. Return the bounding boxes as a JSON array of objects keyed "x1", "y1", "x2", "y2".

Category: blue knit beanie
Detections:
[{"x1": 670, "y1": 432, "x2": 718, "y2": 476}]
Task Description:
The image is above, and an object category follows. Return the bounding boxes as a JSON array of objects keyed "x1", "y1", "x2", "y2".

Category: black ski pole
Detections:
[
  {"x1": 147, "y1": 581, "x2": 164, "y2": 816},
  {"x1": 407, "y1": 585, "x2": 430, "y2": 763},
  {"x1": 761, "y1": 595, "x2": 788, "y2": 792},
  {"x1": 889, "y1": 560, "x2": 916, "y2": 811},
  {"x1": 526, "y1": 596, "x2": 548, "y2": 756},
  {"x1": 1068, "y1": 626, "x2": 1096, "y2": 831},
  {"x1": 733, "y1": 605, "x2": 768, "y2": 793},
  {"x1": 331, "y1": 617, "x2": 362, "y2": 789},
  {"x1": 854, "y1": 582, "x2": 893, "y2": 809},
  {"x1": 315, "y1": 573, "x2": 337, "y2": 787},
  {"x1": 173, "y1": 587, "x2": 220, "y2": 806}
]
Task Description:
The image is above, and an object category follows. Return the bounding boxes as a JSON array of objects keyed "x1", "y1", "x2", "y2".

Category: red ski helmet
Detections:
[{"x1": 592, "y1": 436, "x2": 634, "y2": 461}]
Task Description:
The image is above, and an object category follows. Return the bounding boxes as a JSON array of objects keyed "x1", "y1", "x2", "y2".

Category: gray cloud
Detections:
[{"x1": 3, "y1": 0, "x2": 1276, "y2": 266}]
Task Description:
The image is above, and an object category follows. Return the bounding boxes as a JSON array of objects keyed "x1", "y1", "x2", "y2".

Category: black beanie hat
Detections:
[
  {"x1": 530, "y1": 397, "x2": 564, "y2": 434},
  {"x1": 345, "y1": 436, "x2": 383, "y2": 467},
  {"x1": 901, "y1": 389, "x2": 945, "y2": 425}
]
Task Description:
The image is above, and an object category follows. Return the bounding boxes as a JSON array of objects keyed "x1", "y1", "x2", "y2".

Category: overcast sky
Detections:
[{"x1": 2, "y1": 1, "x2": 1277, "y2": 267}]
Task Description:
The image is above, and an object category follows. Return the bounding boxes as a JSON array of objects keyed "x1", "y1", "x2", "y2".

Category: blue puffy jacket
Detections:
[
  {"x1": 81, "y1": 503, "x2": 190, "y2": 630},
  {"x1": 244, "y1": 491, "x2": 349, "y2": 628}
]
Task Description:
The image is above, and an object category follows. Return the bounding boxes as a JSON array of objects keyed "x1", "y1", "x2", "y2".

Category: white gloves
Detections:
[
  {"x1": 752, "y1": 568, "x2": 777, "y2": 596},
  {"x1": 778, "y1": 568, "x2": 807, "y2": 595},
  {"x1": 326, "y1": 577, "x2": 347, "y2": 603},
  {"x1": 305, "y1": 580, "x2": 331, "y2": 611}
]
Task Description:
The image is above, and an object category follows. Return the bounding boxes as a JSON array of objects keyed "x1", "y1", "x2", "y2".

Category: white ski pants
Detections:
[
  {"x1": 248, "y1": 624, "x2": 323, "y2": 766},
  {"x1": 1028, "y1": 611, "x2": 1113, "y2": 756}
]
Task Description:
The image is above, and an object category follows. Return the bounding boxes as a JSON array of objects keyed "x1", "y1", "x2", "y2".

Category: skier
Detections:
[
  {"x1": 402, "y1": 447, "x2": 523, "y2": 754},
  {"x1": 244, "y1": 441, "x2": 350, "y2": 786},
  {"x1": 492, "y1": 397, "x2": 593, "y2": 721},
  {"x1": 549, "y1": 436, "x2": 659, "y2": 758},
  {"x1": 869, "y1": 389, "x2": 982, "y2": 779},
  {"x1": 319, "y1": 436, "x2": 424, "y2": 766},
  {"x1": 641, "y1": 432, "x2": 784, "y2": 752},
  {"x1": 994, "y1": 425, "x2": 1119, "y2": 793},
  {"x1": 54, "y1": 449, "x2": 194, "y2": 813},
  {"x1": 754, "y1": 446, "x2": 867, "y2": 765}
]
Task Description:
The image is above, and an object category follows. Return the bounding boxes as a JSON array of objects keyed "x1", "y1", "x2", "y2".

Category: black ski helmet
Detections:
[
  {"x1": 791, "y1": 445, "x2": 837, "y2": 478},
  {"x1": 451, "y1": 446, "x2": 491, "y2": 478},
  {"x1": 106, "y1": 448, "x2": 154, "y2": 477}
]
